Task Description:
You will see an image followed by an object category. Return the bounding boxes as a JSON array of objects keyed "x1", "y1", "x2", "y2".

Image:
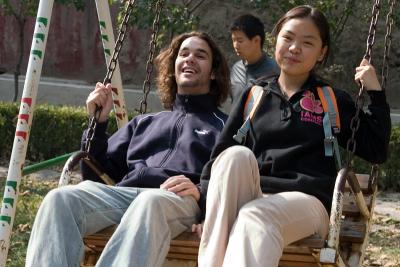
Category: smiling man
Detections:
[
  {"x1": 26, "y1": 31, "x2": 230, "y2": 267},
  {"x1": 230, "y1": 14, "x2": 279, "y2": 100}
]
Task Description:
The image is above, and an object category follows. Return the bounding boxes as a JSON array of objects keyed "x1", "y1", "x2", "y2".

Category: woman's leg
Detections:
[
  {"x1": 198, "y1": 146, "x2": 262, "y2": 267},
  {"x1": 222, "y1": 191, "x2": 329, "y2": 267}
]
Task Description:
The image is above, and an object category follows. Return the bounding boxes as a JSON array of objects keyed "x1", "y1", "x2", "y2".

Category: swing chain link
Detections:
[
  {"x1": 139, "y1": 0, "x2": 165, "y2": 114},
  {"x1": 84, "y1": 112, "x2": 99, "y2": 153},
  {"x1": 381, "y1": 0, "x2": 396, "y2": 91},
  {"x1": 85, "y1": 0, "x2": 137, "y2": 154},
  {"x1": 103, "y1": 0, "x2": 137, "y2": 85},
  {"x1": 346, "y1": 0, "x2": 381, "y2": 166}
]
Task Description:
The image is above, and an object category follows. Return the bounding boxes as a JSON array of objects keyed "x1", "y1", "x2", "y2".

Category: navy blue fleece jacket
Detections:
[{"x1": 81, "y1": 93, "x2": 227, "y2": 189}]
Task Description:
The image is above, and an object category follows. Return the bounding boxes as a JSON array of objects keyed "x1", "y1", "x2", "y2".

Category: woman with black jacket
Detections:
[{"x1": 197, "y1": 5, "x2": 391, "y2": 267}]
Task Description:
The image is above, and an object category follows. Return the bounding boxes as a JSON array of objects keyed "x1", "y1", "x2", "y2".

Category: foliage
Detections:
[
  {"x1": 352, "y1": 126, "x2": 400, "y2": 191},
  {"x1": 0, "y1": 103, "x2": 20, "y2": 164},
  {"x1": 0, "y1": 0, "x2": 86, "y2": 16},
  {"x1": 0, "y1": 177, "x2": 55, "y2": 267},
  {"x1": 111, "y1": 0, "x2": 203, "y2": 47}
]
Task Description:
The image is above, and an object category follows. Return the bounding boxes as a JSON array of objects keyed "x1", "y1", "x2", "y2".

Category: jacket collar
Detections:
[
  {"x1": 268, "y1": 74, "x2": 326, "y2": 95},
  {"x1": 245, "y1": 53, "x2": 268, "y2": 70},
  {"x1": 173, "y1": 93, "x2": 218, "y2": 113}
]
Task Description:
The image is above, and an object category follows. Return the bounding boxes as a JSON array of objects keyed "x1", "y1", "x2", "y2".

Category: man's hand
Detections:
[
  {"x1": 86, "y1": 82, "x2": 114, "y2": 122},
  {"x1": 160, "y1": 175, "x2": 200, "y2": 201}
]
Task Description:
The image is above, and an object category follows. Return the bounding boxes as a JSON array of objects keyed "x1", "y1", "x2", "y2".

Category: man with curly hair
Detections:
[{"x1": 26, "y1": 31, "x2": 230, "y2": 267}]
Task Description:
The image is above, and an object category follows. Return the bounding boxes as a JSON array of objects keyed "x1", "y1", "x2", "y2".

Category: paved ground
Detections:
[
  {"x1": 0, "y1": 74, "x2": 164, "y2": 112},
  {"x1": 1, "y1": 74, "x2": 399, "y2": 122}
]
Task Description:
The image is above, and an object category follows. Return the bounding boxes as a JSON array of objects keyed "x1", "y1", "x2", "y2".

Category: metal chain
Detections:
[
  {"x1": 139, "y1": 0, "x2": 165, "y2": 114},
  {"x1": 103, "y1": 0, "x2": 137, "y2": 85},
  {"x1": 346, "y1": 0, "x2": 381, "y2": 166},
  {"x1": 85, "y1": 0, "x2": 137, "y2": 154},
  {"x1": 381, "y1": 0, "x2": 396, "y2": 91},
  {"x1": 84, "y1": 113, "x2": 100, "y2": 153}
]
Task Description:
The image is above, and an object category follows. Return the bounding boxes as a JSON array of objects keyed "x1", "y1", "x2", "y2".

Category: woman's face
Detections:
[{"x1": 275, "y1": 17, "x2": 327, "y2": 79}]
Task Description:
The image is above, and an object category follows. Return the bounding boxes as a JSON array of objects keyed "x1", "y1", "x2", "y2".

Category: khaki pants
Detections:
[{"x1": 198, "y1": 146, "x2": 329, "y2": 267}]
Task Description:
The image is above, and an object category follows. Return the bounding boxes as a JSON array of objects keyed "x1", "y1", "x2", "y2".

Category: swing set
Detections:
[{"x1": 0, "y1": 0, "x2": 396, "y2": 266}]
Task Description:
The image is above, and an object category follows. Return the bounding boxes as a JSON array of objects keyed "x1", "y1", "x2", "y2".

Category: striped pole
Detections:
[
  {"x1": 0, "y1": 0, "x2": 54, "y2": 265},
  {"x1": 95, "y1": 0, "x2": 128, "y2": 129}
]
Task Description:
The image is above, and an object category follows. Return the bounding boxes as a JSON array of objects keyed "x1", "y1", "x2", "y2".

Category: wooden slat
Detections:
[
  {"x1": 345, "y1": 174, "x2": 370, "y2": 193},
  {"x1": 284, "y1": 246, "x2": 317, "y2": 254},
  {"x1": 166, "y1": 253, "x2": 198, "y2": 261},
  {"x1": 170, "y1": 231, "x2": 200, "y2": 247},
  {"x1": 280, "y1": 253, "x2": 317, "y2": 262},
  {"x1": 168, "y1": 246, "x2": 198, "y2": 255},
  {"x1": 279, "y1": 261, "x2": 320, "y2": 267},
  {"x1": 162, "y1": 259, "x2": 197, "y2": 267},
  {"x1": 342, "y1": 194, "x2": 372, "y2": 217},
  {"x1": 339, "y1": 220, "x2": 366, "y2": 243},
  {"x1": 288, "y1": 234, "x2": 325, "y2": 248}
]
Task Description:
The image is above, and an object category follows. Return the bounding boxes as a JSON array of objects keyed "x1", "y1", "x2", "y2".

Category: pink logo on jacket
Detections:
[{"x1": 300, "y1": 91, "x2": 323, "y2": 125}]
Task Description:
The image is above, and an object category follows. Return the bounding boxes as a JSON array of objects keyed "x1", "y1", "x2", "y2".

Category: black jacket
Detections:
[
  {"x1": 81, "y1": 93, "x2": 227, "y2": 190},
  {"x1": 200, "y1": 75, "x2": 391, "y2": 215}
]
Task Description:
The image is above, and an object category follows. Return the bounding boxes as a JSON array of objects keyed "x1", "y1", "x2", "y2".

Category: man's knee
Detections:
[
  {"x1": 42, "y1": 183, "x2": 89, "y2": 210},
  {"x1": 131, "y1": 189, "x2": 167, "y2": 211}
]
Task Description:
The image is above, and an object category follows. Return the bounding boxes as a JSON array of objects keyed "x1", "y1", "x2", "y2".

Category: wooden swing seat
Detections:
[{"x1": 81, "y1": 173, "x2": 376, "y2": 267}]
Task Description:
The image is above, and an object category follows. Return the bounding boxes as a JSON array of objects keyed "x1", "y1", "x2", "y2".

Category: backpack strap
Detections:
[
  {"x1": 233, "y1": 85, "x2": 265, "y2": 144},
  {"x1": 317, "y1": 86, "x2": 342, "y2": 168}
]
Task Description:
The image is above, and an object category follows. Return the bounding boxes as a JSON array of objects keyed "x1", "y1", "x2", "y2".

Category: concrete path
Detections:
[
  {"x1": 1, "y1": 74, "x2": 400, "y2": 123},
  {"x1": 0, "y1": 74, "x2": 163, "y2": 112}
]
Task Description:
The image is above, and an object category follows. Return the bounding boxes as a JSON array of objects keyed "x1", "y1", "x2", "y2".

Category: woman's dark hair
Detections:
[
  {"x1": 155, "y1": 31, "x2": 230, "y2": 109},
  {"x1": 272, "y1": 5, "x2": 330, "y2": 66}
]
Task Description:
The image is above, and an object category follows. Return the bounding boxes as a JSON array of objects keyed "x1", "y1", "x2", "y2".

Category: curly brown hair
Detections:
[{"x1": 155, "y1": 31, "x2": 230, "y2": 109}]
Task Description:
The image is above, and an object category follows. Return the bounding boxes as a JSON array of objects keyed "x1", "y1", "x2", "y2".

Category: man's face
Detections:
[
  {"x1": 175, "y1": 36, "x2": 213, "y2": 95},
  {"x1": 231, "y1": 30, "x2": 260, "y2": 62}
]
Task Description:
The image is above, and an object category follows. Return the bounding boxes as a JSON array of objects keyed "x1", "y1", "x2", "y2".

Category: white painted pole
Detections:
[
  {"x1": 0, "y1": 0, "x2": 54, "y2": 265},
  {"x1": 95, "y1": 0, "x2": 128, "y2": 129}
]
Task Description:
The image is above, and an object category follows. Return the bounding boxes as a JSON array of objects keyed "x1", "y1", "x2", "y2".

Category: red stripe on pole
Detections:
[{"x1": 15, "y1": 131, "x2": 27, "y2": 140}]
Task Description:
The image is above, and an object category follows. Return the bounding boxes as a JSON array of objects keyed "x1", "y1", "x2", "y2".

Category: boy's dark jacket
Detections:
[
  {"x1": 81, "y1": 94, "x2": 227, "y2": 195},
  {"x1": 200, "y1": 75, "x2": 391, "y2": 217}
]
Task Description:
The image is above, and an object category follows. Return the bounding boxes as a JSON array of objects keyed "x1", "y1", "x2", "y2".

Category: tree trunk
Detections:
[{"x1": 13, "y1": 17, "x2": 25, "y2": 102}]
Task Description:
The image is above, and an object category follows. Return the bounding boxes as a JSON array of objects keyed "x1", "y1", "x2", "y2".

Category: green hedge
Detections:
[
  {"x1": 0, "y1": 102, "x2": 399, "y2": 191},
  {"x1": 353, "y1": 126, "x2": 400, "y2": 191},
  {"x1": 0, "y1": 102, "x2": 125, "y2": 162}
]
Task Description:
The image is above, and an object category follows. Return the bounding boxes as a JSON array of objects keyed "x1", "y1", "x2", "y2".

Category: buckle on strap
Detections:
[{"x1": 233, "y1": 119, "x2": 250, "y2": 144}]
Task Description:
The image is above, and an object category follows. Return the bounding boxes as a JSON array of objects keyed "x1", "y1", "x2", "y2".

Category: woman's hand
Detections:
[
  {"x1": 86, "y1": 82, "x2": 114, "y2": 122},
  {"x1": 192, "y1": 223, "x2": 203, "y2": 239},
  {"x1": 355, "y1": 59, "x2": 382, "y2": 91},
  {"x1": 160, "y1": 175, "x2": 200, "y2": 201}
]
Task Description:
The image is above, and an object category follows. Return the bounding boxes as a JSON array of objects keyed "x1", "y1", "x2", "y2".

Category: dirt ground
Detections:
[{"x1": 364, "y1": 192, "x2": 400, "y2": 267}]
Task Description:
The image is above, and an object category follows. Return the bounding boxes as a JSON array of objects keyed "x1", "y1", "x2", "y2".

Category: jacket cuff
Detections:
[
  {"x1": 368, "y1": 90, "x2": 387, "y2": 105},
  {"x1": 93, "y1": 120, "x2": 109, "y2": 137}
]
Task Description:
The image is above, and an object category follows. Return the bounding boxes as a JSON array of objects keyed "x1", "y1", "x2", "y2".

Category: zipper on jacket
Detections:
[{"x1": 159, "y1": 114, "x2": 185, "y2": 167}]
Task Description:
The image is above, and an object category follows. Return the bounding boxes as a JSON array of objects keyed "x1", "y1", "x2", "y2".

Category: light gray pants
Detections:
[
  {"x1": 198, "y1": 146, "x2": 329, "y2": 267},
  {"x1": 25, "y1": 180, "x2": 200, "y2": 267}
]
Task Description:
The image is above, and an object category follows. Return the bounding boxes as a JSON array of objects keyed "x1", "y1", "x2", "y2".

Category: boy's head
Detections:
[{"x1": 230, "y1": 14, "x2": 265, "y2": 62}]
